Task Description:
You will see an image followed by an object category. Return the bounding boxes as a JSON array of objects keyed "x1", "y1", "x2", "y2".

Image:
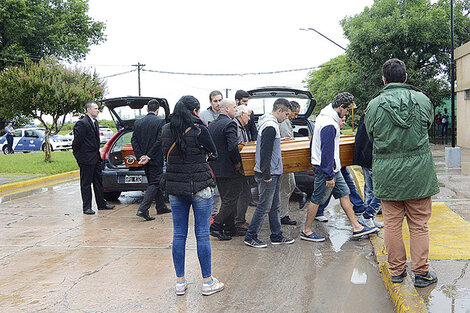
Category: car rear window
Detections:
[
  {"x1": 108, "y1": 131, "x2": 133, "y2": 167},
  {"x1": 248, "y1": 97, "x2": 312, "y2": 116}
]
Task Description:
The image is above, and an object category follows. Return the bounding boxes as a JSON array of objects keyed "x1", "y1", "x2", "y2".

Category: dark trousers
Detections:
[
  {"x1": 79, "y1": 162, "x2": 106, "y2": 210},
  {"x1": 6, "y1": 135, "x2": 13, "y2": 153},
  {"x1": 138, "y1": 164, "x2": 166, "y2": 213},
  {"x1": 211, "y1": 176, "x2": 244, "y2": 232},
  {"x1": 235, "y1": 176, "x2": 251, "y2": 226}
]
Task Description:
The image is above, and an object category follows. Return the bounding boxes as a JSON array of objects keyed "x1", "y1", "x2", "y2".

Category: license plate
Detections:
[{"x1": 124, "y1": 175, "x2": 142, "y2": 183}]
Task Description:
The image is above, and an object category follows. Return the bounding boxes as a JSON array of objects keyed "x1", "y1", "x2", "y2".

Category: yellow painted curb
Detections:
[
  {"x1": 0, "y1": 170, "x2": 80, "y2": 192},
  {"x1": 348, "y1": 166, "x2": 428, "y2": 313}
]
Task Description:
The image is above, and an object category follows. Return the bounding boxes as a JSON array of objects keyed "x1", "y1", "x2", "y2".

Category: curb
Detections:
[
  {"x1": 0, "y1": 170, "x2": 80, "y2": 192},
  {"x1": 348, "y1": 166, "x2": 428, "y2": 313}
]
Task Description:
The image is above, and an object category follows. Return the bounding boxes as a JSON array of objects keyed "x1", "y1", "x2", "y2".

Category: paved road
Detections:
[{"x1": 0, "y1": 181, "x2": 394, "y2": 312}]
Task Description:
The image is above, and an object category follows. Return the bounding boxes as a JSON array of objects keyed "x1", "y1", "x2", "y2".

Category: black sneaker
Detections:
[
  {"x1": 210, "y1": 230, "x2": 232, "y2": 241},
  {"x1": 391, "y1": 268, "x2": 407, "y2": 283},
  {"x1": 271, "y1": 236, "x2": 295, "y2": 245},
  {"x1": 280, "y1": 216, "x2": 297, "y2": 225},
  {"x1": 414, "y1": 271, "x2": 438, "y2": 288},
  {"x1": 244, "y1": 237, "x2": 267, "y2": 248}
]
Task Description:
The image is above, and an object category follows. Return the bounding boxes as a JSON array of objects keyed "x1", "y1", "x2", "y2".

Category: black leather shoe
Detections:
[
  {"x1": 210, "y1": 230, "x2": 232, "y2": 241},
  {"x1": 299, "y1": 192, "x2": 307, "y2": 209},
  {"x1": 157, "y1": 207, "x2": 171, "y2": 215},
  {"x1": 98, "y1": 204, "x2": 115, "y2": 210},
  {"x1": 281, "y1": 216, "x2": 297, "y2": 225},
  {"x1": 83, "y1": 208, "x2": 95, "y2": 215},
  {"x1": 224, "y1": 228, "x2": 246, "y2": 237},
  {"x1": 136, "y1": 211, "x2": 155, "y2": 221}
]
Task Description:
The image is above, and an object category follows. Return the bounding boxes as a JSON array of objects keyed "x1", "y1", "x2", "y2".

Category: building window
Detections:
[{"x1": 466, "y1": 89, "x2": 470, "y2": 100}]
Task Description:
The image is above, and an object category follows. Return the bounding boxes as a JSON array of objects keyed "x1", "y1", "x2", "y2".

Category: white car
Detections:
[
  {"x1": 99, "y1": 126, "x2": 115, "y2": 144},
  {"x1": 0, "y1": 128, "x2": 72, "y2": 154}
]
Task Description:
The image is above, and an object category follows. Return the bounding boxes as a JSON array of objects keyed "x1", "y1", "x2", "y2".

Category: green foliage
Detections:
[
  {"x1": 306, "y1": 0, "x2": 470, "y2": 114},
  {"x1": 306, "y1": 55, "x2": 371, "y2": 113},
  {"x1": 0, "y1": 0, "x2": 106, "y2": 70},
  {"x1": 0, "y1": 56, "x2": 106, "y2": 161},
  {"x1": 0, "y1": 150, "x2": 78, "y2": 174}
]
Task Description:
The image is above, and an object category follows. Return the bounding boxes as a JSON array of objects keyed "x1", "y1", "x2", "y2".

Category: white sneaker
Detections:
[
  {"x1": 357, "y1": 216, "x2": 376, "y2": 229},
  {"x1": 315, "y1": 215, "x2": 328, "y2": 222},
  {"x1": 175, "y1": 280, "x2": 187, "y2": 295},
  {"x1": 202, "y1": 277, "x2": 224, "y2": 296},
  {"x1": 373, "y1": 218, "x2": 384, "y2": 228}
]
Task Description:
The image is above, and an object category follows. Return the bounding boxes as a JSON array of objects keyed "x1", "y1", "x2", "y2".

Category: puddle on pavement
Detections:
[
  {"x1": 419, "y1": 286, "x2": 470, "y2": 313},
  {"x1": 0, "y1": 183, "x2": 144, "y2": 205},
  {"x1": 351, "y1": 267, "x2": 367, "y2": 285}
]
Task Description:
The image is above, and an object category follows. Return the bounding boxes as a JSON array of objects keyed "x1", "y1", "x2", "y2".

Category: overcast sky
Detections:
[{"x1": 77, "y1": 0, "x2": 374, "y2": 114}]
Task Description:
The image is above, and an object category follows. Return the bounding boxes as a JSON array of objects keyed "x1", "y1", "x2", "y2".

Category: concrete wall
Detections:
[{"x1": 455, "y1": 41, "x2": 470, "y2": 148}]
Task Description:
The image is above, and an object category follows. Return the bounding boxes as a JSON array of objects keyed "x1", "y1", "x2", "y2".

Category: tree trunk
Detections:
[{"x1": 44, "y1": 131, "x2": 51, "y2": 162}]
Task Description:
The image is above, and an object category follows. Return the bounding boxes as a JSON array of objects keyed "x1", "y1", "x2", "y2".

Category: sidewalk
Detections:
[
  {"x1": 0, "y1": 170, "x2": 80, "y2": 201},
  {"x1": 351, "y1": 143, "x2": 470, "y2": 313}
]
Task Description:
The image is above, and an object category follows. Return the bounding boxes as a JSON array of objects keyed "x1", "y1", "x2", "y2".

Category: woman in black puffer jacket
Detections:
[{"x1": 161, "y1": 95, "x2": 224, "y2": 296}]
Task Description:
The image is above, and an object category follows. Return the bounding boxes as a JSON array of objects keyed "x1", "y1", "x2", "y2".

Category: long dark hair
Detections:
[{"x1": 170, "y1": 95, "x2": 200, "y2": 152}]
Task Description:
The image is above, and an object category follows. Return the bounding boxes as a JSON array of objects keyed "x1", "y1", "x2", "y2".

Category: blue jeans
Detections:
[
  {"x1": 245, "y1": 175, "x2": 283, "y2": 242},
  {"x1": 316, "y1": 167, "x2": 364, "y2": 216},
  {"x1": 6, "y1": 135, "x2": 13, "y2": 153},
  {"x1": 169, "y1": 193, "x2": 212, "y2": 279},
  {"x1": 361, "y1": 167, "x2": 381, "y2": 219}
]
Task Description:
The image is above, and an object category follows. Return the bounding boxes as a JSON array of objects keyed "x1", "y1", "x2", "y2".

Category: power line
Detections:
[
  {"x1": 102, "y1": 69, "x2": 136, "y2": 79},
  {"x1": 142, "y1": 66, "x2": 319, "y2": 77}
]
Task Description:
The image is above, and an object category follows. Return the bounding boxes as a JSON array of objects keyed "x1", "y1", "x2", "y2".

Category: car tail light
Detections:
[{"x1": 100, "y1": 130, "x2": 121, "y2": 160}]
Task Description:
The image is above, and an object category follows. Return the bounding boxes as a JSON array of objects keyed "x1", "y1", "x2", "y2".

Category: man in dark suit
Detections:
[
  {"x1": 208, "y1": 99, "x2": 245, "y2": 240},
  {"x1": 235, "y1": 89, "x2": 257, "y2": 141},
  {"x1": 72, "y1": 102, "x2": 115, "y2": 215},
  {"x1": 131, "y1": 99, "x2": 170, "y2": 221}
]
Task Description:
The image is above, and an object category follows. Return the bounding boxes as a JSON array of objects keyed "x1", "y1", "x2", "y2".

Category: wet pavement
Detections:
[
  {"x1": 0, "y1": 173, "x2": 43, "y2": 186},
  {"x1": 0, "y1": 181, "x2": 394, "y2": 312},
  {"x1": 423, "y1": 144, "x2": 470, "y2": 313}
]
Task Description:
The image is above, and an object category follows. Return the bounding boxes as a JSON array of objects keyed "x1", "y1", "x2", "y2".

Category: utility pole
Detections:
[
  {"x1": 224, "y1": 88, "x2": 231, "y2": 98},
  {"x1": 132, "y1": 62, "x2": 146, "y2": 96},
  {"x1": 450, "y1": 0, "x2": 456, "y2": 148}
]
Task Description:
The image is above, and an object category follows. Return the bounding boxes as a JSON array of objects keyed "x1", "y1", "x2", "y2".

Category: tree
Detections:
[
  {"x1": 306, "y1": 0, "x2": 470, "y2": 114},
  {"x1": 0, "y1": 56, "x2": 106, "y2": 161},
  {"x1": 0, "y1": 0, "x2": 106, "y2": 70}
]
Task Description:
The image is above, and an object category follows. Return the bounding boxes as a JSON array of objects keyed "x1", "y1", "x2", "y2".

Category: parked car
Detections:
[
  {"x1": 247, "y1": 87, "x2": 317, "y2": 197},
  {"x1": 99, "y1": 97, "x2": 170, "y2": 201},
  {"x1": 64, "y1": 125, "x2": 114, "y2": 144},
  {"x1": 99, "y1": 126, "x2": 114, "y2": 144},
  {"x1": 0, "y1": 127, "x2": 72, "y2": 154}
]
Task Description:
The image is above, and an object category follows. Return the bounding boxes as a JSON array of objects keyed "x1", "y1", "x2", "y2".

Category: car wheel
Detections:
[
  {"x1": 2, "y1": 145, "x2": 9, "y2": 155},
  {"x1": 104, "y1": 191, "x2": 121, "y2": 201}
]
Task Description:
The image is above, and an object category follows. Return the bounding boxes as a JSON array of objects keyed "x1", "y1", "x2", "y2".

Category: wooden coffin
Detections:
[
  {"x1": 239, "y1": 135, "x2": 355, "y2": 176},
  {"x1": 121, "y1": 144, "x2": 141, "y2": 167}
]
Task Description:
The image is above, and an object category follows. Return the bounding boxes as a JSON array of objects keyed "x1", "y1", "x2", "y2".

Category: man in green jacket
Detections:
[{"x1": 365, "y1": 58, "x2": 440, "y2": 288}]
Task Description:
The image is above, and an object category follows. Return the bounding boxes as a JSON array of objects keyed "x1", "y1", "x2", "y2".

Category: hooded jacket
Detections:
[
  {"x1": 254, "y1": 113, "x2": 282, "y2": 179},
  {"x1": 310, "y1": 103, "x2": 341, "y2": 180},
  {"x1": 364, "y1": 83, "x2": 439, "y2": 201}
]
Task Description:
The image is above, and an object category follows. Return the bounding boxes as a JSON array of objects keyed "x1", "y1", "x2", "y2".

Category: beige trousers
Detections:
[
  {"x1": 382, "y1": 197, "x2": 432, "y2": 276},
  {"x1": 279, "y1": 173, "x2": 296, "y2": 217}
]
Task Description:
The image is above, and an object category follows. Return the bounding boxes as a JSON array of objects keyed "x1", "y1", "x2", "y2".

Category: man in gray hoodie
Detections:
[{"x1": 244, "y1": 98, "x2": 295, "y2": 248}]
